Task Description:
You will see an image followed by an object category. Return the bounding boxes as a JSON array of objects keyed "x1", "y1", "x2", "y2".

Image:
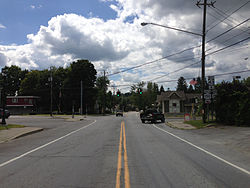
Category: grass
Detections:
[
  {"x1": 0, "y1": 124, "x2": 25, "y2": 130},
  {"x1": 184, "y1": 120, "x2": 216, "y2": 129}
]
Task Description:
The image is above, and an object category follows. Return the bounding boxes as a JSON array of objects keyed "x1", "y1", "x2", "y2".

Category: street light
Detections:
[
  {"x1": 141, "y1": 21, "x2": 207, "y2": 123},
  {"x1": 141, "y1": 22, "x2": 202, "y2": 37}
]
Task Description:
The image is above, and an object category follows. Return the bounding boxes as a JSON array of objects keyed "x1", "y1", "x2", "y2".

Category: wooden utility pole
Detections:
[
  {"x1": 196, "y1": 0, "x2": 215, "y2": 123},
  {"x1": 50, "y1": 66, "x2": 53, "y2": 117}
]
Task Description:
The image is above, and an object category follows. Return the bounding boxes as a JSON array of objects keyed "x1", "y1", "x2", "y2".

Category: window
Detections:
[
  {"x1": 173, "y1": 103, "x2": 176, "y2": 107},
  {"x1": 12, "y1": 98, "x2": 18, "y2": 103},
  {"x1": 29, "y1": 99, "x2": 33, "y2": 104}
]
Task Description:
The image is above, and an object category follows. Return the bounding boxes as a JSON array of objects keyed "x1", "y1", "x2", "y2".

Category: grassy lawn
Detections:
[
  {"x1": 0, "y1": 124, "x2": 25, "y2": 130},
  {"x1": 184, "y1": 120, "x2": 216, "y2": 129}
]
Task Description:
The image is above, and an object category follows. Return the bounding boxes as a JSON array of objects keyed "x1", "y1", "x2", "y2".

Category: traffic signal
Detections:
[
  {"x1": 117, "y1": 90, "x2": 121, "y2": 97},
  {"x1": 138, "y1": 88, "x2": 143, "y2": 95}
]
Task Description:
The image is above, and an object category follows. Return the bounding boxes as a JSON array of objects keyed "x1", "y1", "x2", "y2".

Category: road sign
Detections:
[
  {"x1": 205, "y1": 99, "x2": 211, "y2": 104},
  {"x1": 204, "y1": 94, "x2": 211, "y2": 100},
  {"x1": 208, "y1": 76, "x2": 215, "y2": 86},
  {"x1": 204, "y1": 90, "x2": 210, "y2": 94}
]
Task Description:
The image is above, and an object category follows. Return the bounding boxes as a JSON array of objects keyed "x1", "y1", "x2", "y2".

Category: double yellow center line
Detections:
[{"x1": 116, "y1": 121, "x2": 130, "y2": 188}]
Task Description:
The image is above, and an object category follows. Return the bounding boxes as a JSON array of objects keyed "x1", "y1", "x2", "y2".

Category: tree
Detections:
[
  {"x1": 64, "y1": 60, "x2": 97, "y2": 112},
  {"x1": 187, "y1": 85, "x2": 194, "y2": 93},
  {"x1": 177, "y1": 77, "x2": 187, "y2": 92},
  {"x1": 95, "y1": 76, "x2": 110, "y2": 113},
  {"x1": 1, "y1": 65, "x2": 28, "y2": 96},
  {"x1": 215, "y1": 81, "x2": 250, "y2": 126},
  {"x1": 159, "y1": 85, "x2": 165, "y2": 93},
  {"x1": 130, "y1": 82, "x2": 145, "y2": 110}
]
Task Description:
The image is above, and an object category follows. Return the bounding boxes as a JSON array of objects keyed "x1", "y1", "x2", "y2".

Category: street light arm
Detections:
[{"x1": 141, "y1": 22, "x2": 202, "y2": 37}]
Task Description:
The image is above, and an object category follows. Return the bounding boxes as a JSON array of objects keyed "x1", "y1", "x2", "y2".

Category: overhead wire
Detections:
[{"x1": 207, "y1": 1, "x2": 250, "y2": 32}]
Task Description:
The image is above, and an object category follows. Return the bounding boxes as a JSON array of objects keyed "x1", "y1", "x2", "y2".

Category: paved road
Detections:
[{"x1": 0, "y1": 113, "x2": 249, "y2": 187}]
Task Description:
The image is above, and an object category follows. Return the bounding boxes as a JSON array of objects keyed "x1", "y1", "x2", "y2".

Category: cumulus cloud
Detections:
[
  {"x1": 0, "y1": 24, "x2": 6, "y2": 29},
  {"x1": 0, "y1": 0, "x2": 249, "y2": 91}
]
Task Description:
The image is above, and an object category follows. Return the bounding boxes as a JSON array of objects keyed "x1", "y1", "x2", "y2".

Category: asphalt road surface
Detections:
[{"x1": 0, "y1": 112, "x2": 249, "y2": 187}]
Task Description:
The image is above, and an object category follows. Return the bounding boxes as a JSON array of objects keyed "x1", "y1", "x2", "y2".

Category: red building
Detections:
[{"x1": 6, "y1": 96, "x2": 40, "y2": 114}]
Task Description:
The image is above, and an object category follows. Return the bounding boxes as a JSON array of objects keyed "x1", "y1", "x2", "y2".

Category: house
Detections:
[
  {"x1": 157, "y1": 91, "x2": 201, "y2": 114},
  {"x1": 6, "y1": 96, "x2": 40, "y2": 114}
]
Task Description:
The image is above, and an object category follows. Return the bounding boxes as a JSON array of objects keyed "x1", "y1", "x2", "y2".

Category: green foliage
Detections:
[
  {"x1": 95, "y1": 75, "x2": 110, "y2": 113},
  {"x1": 177, "y1": 77, "x2": 187, "y2": 92},
  {"x1": 0, "y1": 65, "x2": 28, "y2": 96},
  {"x1": 18, "y1": 59, "x2": 97, "y2": 113},
  {"x1": 215, "y1": 80, "x2": 250, "y2": 126}
]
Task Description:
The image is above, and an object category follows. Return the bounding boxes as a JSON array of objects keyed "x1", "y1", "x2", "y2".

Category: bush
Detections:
[{"x1": 215, "y1": 81, "x2": 250, "y2": 126}]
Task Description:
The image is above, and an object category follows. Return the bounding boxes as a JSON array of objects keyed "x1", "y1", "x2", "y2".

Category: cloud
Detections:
[
  {"x1": 0, "y1": 0, "x2": 249, "y2": 91},
  {"x1": 30, "y1": 5, "x2": 43, "y2": 9},
  {"x1": 0, "y1": 24, "x2": 6, "y2": 29}
]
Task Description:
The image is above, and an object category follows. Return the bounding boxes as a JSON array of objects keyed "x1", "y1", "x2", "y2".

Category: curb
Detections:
[
  {"x1": 166, "y1": 121, "x2": 196, "y2": 130},
  {"x1": 0, "y1": 127, "x2": 44, "y2": 144},
  {"x1": 13, "y1": 128, "x2": 44, "y2": 140}
]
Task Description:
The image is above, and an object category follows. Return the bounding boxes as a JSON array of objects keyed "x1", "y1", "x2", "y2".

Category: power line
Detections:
[
  {"x1": 115, "y1": 69, "x2": 250, "y2": 89},
  {"x1": 106, "y1": 44, "x2": 202, "y2": 77},
  {"x1": 206, "y1": 17, "x2": 250, "y2": 43},
  {"x1": 207, "y1": 1, "x2": 250, "y2": 32},
  {"x1": 206, "y1": 36, "x2": 250, "y2": 56},
  {"x1": 149, "y1": 61, "x2": 201, "y2": 82}
]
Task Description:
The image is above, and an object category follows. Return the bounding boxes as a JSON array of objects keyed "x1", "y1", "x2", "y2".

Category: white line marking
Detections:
[
  {"x1": 0, "y1": 120, "x2": 97, "y2": 168},
  {"x1": 153, "y1": 124, "x2": 250, "y2": 176}
]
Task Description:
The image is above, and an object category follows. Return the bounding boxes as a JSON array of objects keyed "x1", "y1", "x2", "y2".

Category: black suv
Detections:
[
  {"x1": 116, "y1": 110, "x2": 123, "y2": 117},
  {"x1": 140, "y1": 109, "x2": 165, "y2": 123}
]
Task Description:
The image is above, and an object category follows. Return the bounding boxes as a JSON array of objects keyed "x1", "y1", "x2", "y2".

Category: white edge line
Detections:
[
  {"x1": 152, "y1": 124, "x2": 250, "y2": 176},
  {"x1": 0, "y1": 120, "x2": 97, "y2": 168}
]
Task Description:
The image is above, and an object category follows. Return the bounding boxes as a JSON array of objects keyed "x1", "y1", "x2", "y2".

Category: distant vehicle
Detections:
[
  {"x1": 116, "y1": 110, "x2": 123, "y2": 117},
  {"x1": 0, "y1": 109, "x2": 10, "y2": 119},
  {"x1": 140, "y1": 109, "x2": 165, "y2": 123}
]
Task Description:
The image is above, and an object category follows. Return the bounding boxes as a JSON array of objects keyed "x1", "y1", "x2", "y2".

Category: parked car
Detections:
[
  {"x1": 140, "y1": 109, "x2": 165, "y2": 123},
  {"x1": 116, "y1": 110, "x2": 123, "y2": 117},
  {"x1": 0, "y1": 109, "x2": 10, "y2": 119}
]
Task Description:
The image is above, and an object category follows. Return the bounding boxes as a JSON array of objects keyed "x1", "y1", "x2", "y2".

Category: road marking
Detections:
[
  {"x1": 116, "y1": 121, "x2": 131, "y2": 188},
  {"x1": 116, "y1": 123, "x2": 123, "y2": 188},
  {"x1": 152, "y1": 124, "x2": 250, "y2": 176},
  {"x1": 0, "y1": 120, "x2": 97, "y2": 168},
  {"x1": 123, "y1": 121, "x2": 130, "y2": 188}
]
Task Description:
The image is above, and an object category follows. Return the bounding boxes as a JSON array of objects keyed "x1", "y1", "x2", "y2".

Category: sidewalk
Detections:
[
  {"x1": 0, "y1": 126, "x2": 43, "y2": 143},
  {"x1": 166, "y1": 121, "x2": 196, "y2": 130}
]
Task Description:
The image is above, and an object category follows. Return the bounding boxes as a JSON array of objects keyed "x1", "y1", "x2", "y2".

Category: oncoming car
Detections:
[{"x1": 116, "y1": 110, "x2": 123, "y2": 117}]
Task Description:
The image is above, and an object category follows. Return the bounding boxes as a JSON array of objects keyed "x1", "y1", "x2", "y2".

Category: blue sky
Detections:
[
  {"x1": 0, "y1": 0, "x2": 117, "y2": 45},
  {"x1": 0, "y1": 0, "x2": 249, "y2": 91}
]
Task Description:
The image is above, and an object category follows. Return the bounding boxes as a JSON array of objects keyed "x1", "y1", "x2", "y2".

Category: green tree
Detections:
[
  {"x1": 159, "y1": 85, "x2": 165, "y2": 93},
  {"x1": 1, "y1": 65, "x2": 28, "y2": 96},
  {"x1": 187, "y1": 85, "x2": 194, "y2": 93},
  {"x1": 215, "y1": 81, "x2": 250, "y2": 126},
  {"x1": 95, "y1": 76, "x2": 110, "y2": 113},
  {"x1": 177, "y1": 77, "x2": 187, "y2": 92},
  {"x1": 64, "y1": 60, "x2": 97, "y2": 113}
]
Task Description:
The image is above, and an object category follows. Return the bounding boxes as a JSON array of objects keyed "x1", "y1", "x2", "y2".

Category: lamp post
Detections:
[{"x1": 141, "y1": 22, "x2": 207, "y2": 123}]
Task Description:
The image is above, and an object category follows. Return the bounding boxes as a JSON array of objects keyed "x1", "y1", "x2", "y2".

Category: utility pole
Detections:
[
  {"x1": 1, "y1": 70, "x2": 6, "y2": 125},
  {"x1": 80, "y1": 80, "x2": 83, "y2": 115},
  {"x1": 50, "y1": 67, "x2": 53, "y2": 117},
  {"x1": 196, "y1": 0, "x2": 216, "y2": 123},
  {"x1": 103, "y1": 70, "x2": 106, "y2": 115}
]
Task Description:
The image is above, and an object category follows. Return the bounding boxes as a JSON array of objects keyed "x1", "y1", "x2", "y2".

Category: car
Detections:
[
  {"x1": 116, "y1": 110, "x2": 123, "y2": 117},
  {"x1": 140, "y1": 109, "x2": 165, "y2": 123},
  {"x1": 0, "y1": 109, "x2": 10, "y2": 119}
]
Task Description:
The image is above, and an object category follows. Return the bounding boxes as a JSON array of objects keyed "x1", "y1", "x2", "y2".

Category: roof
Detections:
[
  {"x1": 157, "y1": 91, "x2": 201, "y2": 102},
  {"x1": 7, "y1": 96, "x2": 40, "y2": 99}
]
